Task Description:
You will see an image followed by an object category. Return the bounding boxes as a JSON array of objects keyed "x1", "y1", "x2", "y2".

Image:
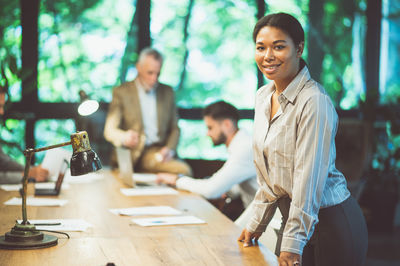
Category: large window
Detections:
[
  {"x1": 38, "y1": 0, "x2": 133, "y2": 102},
  {"x1": 0, "y1": 120, "x2": 25, "y2": 165},
  {"x1": 0, "y1": 0, "x2": 397, "y2": 163},
  {"x1": 380, "y1": 0, "x2": 400, "y2": 103},
  {"x1": 151, "y1": 0, "x2": 258, "y2": 109}
]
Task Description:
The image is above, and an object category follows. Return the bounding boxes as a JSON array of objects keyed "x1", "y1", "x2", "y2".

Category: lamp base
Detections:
[{"x1": 0, "y1": 223, "x2": 58, "y2": 250}]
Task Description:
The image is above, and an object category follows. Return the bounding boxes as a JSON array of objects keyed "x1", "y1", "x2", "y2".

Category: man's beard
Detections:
[{"x1": 212, "y1": 132, "x2": 226, "y2": 146}]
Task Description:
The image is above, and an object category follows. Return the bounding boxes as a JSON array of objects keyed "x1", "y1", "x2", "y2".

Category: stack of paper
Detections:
[
  {"x1": 4, "y1": 197, "x2": 68, "y2": 206},
  {"x1": 17, "y1": 219, "x2": 92, "y2": 231},
  {"x1": 120, "y1": 187, "x2": 178, "y2": 196},
  {"x1": 0, "y1": 183, "x2": 70, "y2": 192},
  {"x1": 64, "y1": 172, "x2": 103, "y2": 184},
  {"x1": 109, "y1": 206, "x2": 182, "y2": 216},
  {"x1": 133, "y1": 173, "x2": 157, "y2": 184},
  {"x1": 131, "y1": 216, "x2": 206, "y2": 227},
  {"x1": 110, "y1": 205, "x2": 206, "y2": 227}
]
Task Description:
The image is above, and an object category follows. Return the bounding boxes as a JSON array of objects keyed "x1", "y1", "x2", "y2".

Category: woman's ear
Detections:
[{"x1": 297, "y1": 42, "x2": 304, "y2": 57}]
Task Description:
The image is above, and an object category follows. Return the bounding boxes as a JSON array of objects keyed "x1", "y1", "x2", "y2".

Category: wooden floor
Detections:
[{"x1": 366, "y1": 227, "x2": 400, "y2": 266}]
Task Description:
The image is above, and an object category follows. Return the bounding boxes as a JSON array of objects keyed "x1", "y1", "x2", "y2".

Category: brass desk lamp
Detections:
[{"x1": 0, "y1": 131, "x2": 102, "y2": 249}]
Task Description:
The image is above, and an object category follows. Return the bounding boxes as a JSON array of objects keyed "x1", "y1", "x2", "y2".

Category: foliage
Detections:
[
  {"x1": 38, "y1": 0, "x2": 119, "y2": 102},
  {"x1": 371, "y1": 104, "x2": 400, "y2": 183},
  {"x1": 0, "y1": 120, "x2": 25, "y2": 164},
  {"x1": 0, "y1": 0, "x2": 22, "y2": 101},
  {"x1": 0, "y1": 0, "x2": 398, "y2": 162},
  {"x1": 34, "y1": 119, "x2": 75, "y2": 162},
  {"x1": 380, "y1": 1, "x2": 400, "y2": 105},
  {"x1": 152, "y1": 0, "x2": 259, "y2": 109},
  {"x1": 320, "y1": 0, "x2": 365, "y2": 109}
]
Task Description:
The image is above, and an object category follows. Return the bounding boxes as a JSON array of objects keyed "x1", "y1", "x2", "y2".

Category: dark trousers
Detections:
[{"x1": 275, "y1": 196, "x2": 368, "y2": 266}]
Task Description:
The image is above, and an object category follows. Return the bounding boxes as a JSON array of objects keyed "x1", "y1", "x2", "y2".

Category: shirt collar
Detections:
[
  {"x1": 280, "y1": 65, "x2": 311, "y2": 105},
  {"x1": 135, "y1": 78, "x2": 157, "y2": 95},
  {"x1": 227, "y1": 129, "x2": 244, "y2": 153}
]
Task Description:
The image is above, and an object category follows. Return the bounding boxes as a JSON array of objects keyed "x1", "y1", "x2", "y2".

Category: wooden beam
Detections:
[
  {"x1": 6, "y1": 101, "x2": 367, "y2": 121},
  {"x1": 256, "y1": 0, "x2": 266, "y2": 89},
  {"x1": 136, "y1": 0, "x2": 151, "y2": 52},
  {"x1": 6, "y1": 102, "x2": 256, "y2": 120},
  {"x1": 20, "y1": 0, "x2": 40, "y2": 149},
  {"x1": 365, "y1": 0, "x2": 382, "y2": 121}
]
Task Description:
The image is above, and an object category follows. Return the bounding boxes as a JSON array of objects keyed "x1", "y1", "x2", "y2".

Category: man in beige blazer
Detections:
[{"x1": 104, "y1": 48, "x2": 191, "y2": 175}]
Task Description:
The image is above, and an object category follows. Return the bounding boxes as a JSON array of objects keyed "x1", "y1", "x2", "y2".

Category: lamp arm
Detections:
[
  {"x1": 32, "y1": 141, "x2": 72, "y2": 153},
  {"x1": 21, "y1": 140, "x2": 72, "y2": 224},
  {"x1": 21, "y1": 149, "x2": 33, "y2": 224}
]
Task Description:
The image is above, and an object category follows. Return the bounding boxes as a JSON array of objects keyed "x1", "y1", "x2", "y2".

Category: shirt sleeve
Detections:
[
  {"x1": 245, "y1": 159, "x2": 279, "y2": 233},
  {"x1": 280, "y1": 93, "x2": 337, "y2": 255},
  {"x1": 245, "y1": 185, "x2": 278, "y2": 233},
  {"x1": 0, "y1": 147, "x2": 24, "y2": 184},
  {"x1": 0, "y1": 147, "x2": 24, "y2": 171},
  {"x1": 176, "y1": 141, "x2": 255, "y2": 199},
  {"x1": 0, "y1": 172, "x2": 23, "y2": 184}
]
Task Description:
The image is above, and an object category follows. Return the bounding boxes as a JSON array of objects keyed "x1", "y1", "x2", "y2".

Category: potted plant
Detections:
[{"x1": 359, "y1": 105, "x2": 400, "y2": 233}]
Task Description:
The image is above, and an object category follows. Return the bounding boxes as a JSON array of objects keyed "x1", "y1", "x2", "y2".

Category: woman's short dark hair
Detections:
[
  {"x1": 203, "y1": 101, "x2": 240, "y2": 126},
  {"x1": 253, "y1": 12, "x2": 304, "y2": 47}
]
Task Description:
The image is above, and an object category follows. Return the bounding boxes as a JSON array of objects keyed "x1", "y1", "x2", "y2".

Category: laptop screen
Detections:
[
  {"x1": 116, "y1": 147, "x2": 135, "y2": 187},
  {"x1": 54, "y1": 159, "x2": 69, "y2": 192}
]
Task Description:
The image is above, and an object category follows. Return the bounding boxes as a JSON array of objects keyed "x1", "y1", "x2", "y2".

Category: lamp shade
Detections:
[
  {"x1": 78, "y1": 90, "x2": 99, "y2": 116},
  {"x1": 69, "y1": 131, "x2": 102, "y2": 176},
  {"x1": 78, "y1": 99, "x2": 99, "y2": 116},
  {"x1": 70, "y1": 149, "x2": 102, "y2": 176}
]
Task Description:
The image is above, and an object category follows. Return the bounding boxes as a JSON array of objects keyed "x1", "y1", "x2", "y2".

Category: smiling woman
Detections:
[
  {"x1": 254, "y1": 26, "x2": 304, "y2": 94},
  {"x1": 238, "y1": 12, "x2": 368, "y2": 266}
]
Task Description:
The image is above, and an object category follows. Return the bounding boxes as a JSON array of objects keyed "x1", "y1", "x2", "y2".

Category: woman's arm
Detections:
[{"x1": 281, "y1": 93, "x2": 337, "y2": 255}]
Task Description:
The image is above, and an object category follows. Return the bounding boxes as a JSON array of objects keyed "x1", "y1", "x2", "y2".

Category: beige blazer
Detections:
[{"x1": 104, "y1": 78, "x2": 180, "y2": 165}]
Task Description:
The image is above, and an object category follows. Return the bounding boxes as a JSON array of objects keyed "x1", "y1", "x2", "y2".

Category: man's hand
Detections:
[
  {"x1": 157, "y1": 146, "x2": 174, "y2": 162},
  {"x1": 237, "y1": 228, "x2": 262, "y2": 247},
  {"x1": 278, "y1": 251, "x2": 301, "y2": 266},
  {"x1": 156, "y1": 173, "x2": 179, "y2": 186},
  {"x1": 28, "y1": 166, "x2": 49, "y2": 182},
  {"x1": 123, "y1": 130, "x2": 140, "y2": 148}
]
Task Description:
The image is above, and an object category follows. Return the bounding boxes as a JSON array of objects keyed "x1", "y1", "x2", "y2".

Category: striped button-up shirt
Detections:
[{"x1": 246, "y1": 65, "x2": 350, "y2": 255}]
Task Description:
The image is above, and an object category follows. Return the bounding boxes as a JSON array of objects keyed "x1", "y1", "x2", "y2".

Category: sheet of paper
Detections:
[
  {"x1": 35, "y1": 182, "x2": 70, "y2": 189},
  {"x1": 16, "y1": 219, "x2": 92, "y2": 232},
  {"x1": 4, "y1": 197, "x2": 68, "y2": 206},
  {"x1": 120, "y1": 187, "x2": 178, "y2": 196},
  {"x1": 64, "y1": 172, "x2": 103, "y2": 184},
  {"x1": 41, "y1": 148, "x2": 72, "y2": 181},
  {"x1": 133, "y1": 173, "x2": 157, "y2": 184},
  {"x1": 131, "y1": 215, "x2": 206, "y2": 227},
  {"x1": 109, "y1": 206, "x2": 182, "y2": 216},
  {"x1": 0, "y1": 182, "x2": 70, "y2": 192}
]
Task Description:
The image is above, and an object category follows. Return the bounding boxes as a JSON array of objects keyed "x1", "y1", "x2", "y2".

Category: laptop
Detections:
[
  {"x1": 35, "y1": 159, "x2": 69, "y2": 196},
  {"x1": 116, "y1": 147, "x2": 135, "y2": 187}
]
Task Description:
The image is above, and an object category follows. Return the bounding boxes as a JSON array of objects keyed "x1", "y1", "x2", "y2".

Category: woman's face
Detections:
[{"x1": 255, "y1": 26, "x2": 303, "y2": 90}]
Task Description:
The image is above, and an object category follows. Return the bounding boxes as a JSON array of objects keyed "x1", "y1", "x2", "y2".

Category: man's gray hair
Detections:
[{"x1": 137, "y1": 47, "x2": 163, "y2": 65}]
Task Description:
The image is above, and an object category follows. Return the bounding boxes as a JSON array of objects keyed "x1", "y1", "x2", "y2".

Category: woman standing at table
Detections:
[{"x1": 238, "y1": 13, "x2": 368, "y2": 266}]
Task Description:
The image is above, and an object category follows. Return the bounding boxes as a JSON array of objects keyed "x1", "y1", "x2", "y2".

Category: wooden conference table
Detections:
[{"x1": 0, "y1": 170, "x2": 277, "y2": 266}]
